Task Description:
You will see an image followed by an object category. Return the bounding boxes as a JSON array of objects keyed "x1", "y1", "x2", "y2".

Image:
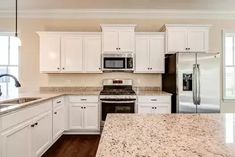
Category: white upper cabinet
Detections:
[
  {"x1": 39, "y1": 34, "x2": 61, "y2": 72},
  {"x1": 38, "y1": 32, "x2": 102, "y2": 73},
  {"x1": 61, "y1": 36, "x2": 83, "y2": 72},
  {"x1": 84, "y1": 36, "x2": 102, "y2": 73},
  {"x1": 165, "y1": 24, "x2": 210, "y2": 53},
  {"x1": 101, "y1": 24, "x2": 136, "y2": 53},
  {"x1": 135, "y1": 33, "x2": 165, "y2": 73}
]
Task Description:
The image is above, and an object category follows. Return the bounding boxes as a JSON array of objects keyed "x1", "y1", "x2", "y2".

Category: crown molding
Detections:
[{"x1": 1, "y1": 9, "x2": 235, "y2": 19}]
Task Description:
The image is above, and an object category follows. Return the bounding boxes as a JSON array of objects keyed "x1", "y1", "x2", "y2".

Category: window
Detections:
[{"x1": 0, "y1": 35, "x2": 19, "y2": 96}]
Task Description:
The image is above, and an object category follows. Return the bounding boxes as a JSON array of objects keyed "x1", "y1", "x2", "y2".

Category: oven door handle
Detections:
[{"x1": 101, "y1": 100, "x2": 136, "y2": 104}]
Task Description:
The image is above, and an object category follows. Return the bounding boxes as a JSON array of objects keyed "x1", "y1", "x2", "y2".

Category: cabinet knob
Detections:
[
  {"x1": 54, "y1": 112, "x2": 57, "y2": 114},
  {"x1": 81, "y1": 107, "x2": 83, "y2": 109},
  {"x1": 35, "y1": 122, "x2": 38, "y2": 126},
  {"x1": 116, "y1": 48, "x2": 118, "y2": 50},
  {"x1": 31, "y1": 124, "x2": 35, "y2": 127},
  {"x1": 119, "y1": 48, "x2": 121, "y2": 50},
  {"x1": 84, "y1": 107, "x2": 86, "y2": 109},
  {"x1": 62, "y1": 67, "x2": 65, "y2": 70},
  {"x1": 57, "y1": 67, "x2": 60, "y2": 70}
]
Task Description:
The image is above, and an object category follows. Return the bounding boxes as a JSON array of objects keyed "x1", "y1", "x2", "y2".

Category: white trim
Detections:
[
  {"x1": 1, "y1": 9, "x2": 235, "y2": 19},
  {"x1": 222, "y1": 30, "x2": 235, "y2": 101}
]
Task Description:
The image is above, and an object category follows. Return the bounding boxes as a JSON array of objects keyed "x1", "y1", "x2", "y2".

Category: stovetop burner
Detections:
[{"x1": 100, "y1": 79, "x2": 136, "y2": 98}]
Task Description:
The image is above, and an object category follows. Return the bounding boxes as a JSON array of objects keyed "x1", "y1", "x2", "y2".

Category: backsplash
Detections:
[{"x1": 40, "y1": 73, "x2": 162, "y2": 88}]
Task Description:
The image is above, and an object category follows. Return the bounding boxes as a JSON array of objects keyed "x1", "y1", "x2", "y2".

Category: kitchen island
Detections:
[{"x1": 96, "y1": 114, "x2": 235, "y2": 157}]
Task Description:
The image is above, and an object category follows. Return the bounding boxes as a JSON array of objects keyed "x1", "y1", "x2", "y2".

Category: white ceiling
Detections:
[{"x1": 1, "y1": 0, "x2": 235, "y2": 10}]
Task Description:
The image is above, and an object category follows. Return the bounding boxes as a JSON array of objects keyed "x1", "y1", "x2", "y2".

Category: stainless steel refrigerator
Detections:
[{"x1": 162, "y1": 53, "x2": 220, "y2": 113}]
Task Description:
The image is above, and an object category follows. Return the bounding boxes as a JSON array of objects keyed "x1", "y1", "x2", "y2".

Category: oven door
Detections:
[{"x1": 101, "y1": 99, "x2": 135, "y2": 122}]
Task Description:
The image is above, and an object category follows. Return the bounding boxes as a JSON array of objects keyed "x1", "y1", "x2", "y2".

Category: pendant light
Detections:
[{"x1": 13, "y1": 0, "x2": 21, "y2": 46}]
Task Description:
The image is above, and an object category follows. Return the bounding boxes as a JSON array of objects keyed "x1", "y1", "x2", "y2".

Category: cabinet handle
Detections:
[
  {"x1": 56, "y1": 101, "x2": 61, "y2": 104},
  {"x1": 54, "y1": 112, "x2": 57, "y2": 114},
  {"x1": 81, "y1": 99, "x2": 87, "y2": 101},
  {"x1": 151, "y1": 99, "x2": 157, "y2": 101}
]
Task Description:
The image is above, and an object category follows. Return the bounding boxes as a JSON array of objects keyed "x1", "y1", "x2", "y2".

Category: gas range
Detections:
[
  {"x1": 99, "y1": 79, "x2": 137, "y2": 100},
  {"x1": 99, "y1": 79, "x2": 137, "y2": 126}
]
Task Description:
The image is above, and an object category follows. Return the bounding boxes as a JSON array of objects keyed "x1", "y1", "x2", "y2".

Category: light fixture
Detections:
[{"x1": 14, "y1": 0, "x2": 21, "y2": 46}]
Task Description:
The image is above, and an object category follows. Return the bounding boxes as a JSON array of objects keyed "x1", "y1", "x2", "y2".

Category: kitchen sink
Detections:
[{"x1": 0, "y1": 97, "x2": 41, "y2": 105}]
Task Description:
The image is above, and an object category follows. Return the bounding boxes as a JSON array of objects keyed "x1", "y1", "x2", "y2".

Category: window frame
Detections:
[{"x1": 0, "y1": 32, "x2": 20, "y2": 96}]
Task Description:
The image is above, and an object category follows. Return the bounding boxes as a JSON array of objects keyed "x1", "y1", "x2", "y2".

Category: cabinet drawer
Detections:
[
  {"x1": 69, "y1": 96, "x2": 99, "y2": 103},
  {"x1": 53, "y1": 97, "x2": 64, "y2": 108},
  {"x1": 138, "y1": 96, "x2": 170, "y2": 103}
]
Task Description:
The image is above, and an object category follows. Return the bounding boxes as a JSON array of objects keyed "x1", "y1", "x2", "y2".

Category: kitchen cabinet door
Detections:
[
  {"x1": 118, "y1": 29, "x2": 135, "y2": 52},
  {"x1": 167, "y1": 28, "x2": 187, "y2": 53},
  {"x1": 1, "y1": 122, "x2": 31, "y2": 157},
  {"x1": 61, "y1": 36, "x2": 83, "y2": 72},
  {"x1": 187, "y1": 28, "x2": 208, "y2": 52},
  {"x1": 83, "y1": 103, "x2": 99, "y2": 130},
  {"x1": 39, "y1": 35, "x2": 61, "y2": 72},
  {"x1": 53, "y1": 105, "x2": 65, "y2": 141},
  {"x1": 102, "y1": 29, "x2": 119, "y2": 52},
  {"x1": 153, "y1": 105, "x2": 170, "y2": 114},
  {"x1": 31, "y1": 111, "x2": 52, "y2": 157},
  {"x1": 135, "y1": 36, "x2": 149, "y2": 72},
  {"x1": 84, "y1": 36, "x2": 102, "y2": 73},
  {"x1": 69, "y1": 104, "x2": 84, "y2": 129},
  {"x1": 138, "y1": 105, "x2": 153, "y2": 114},
  {"x1": 149, "y1": 36, "x2": 165, "y2": 73}
]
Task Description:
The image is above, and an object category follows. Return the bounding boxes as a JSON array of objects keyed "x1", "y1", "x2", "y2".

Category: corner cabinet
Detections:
[
  {"x1": 101, "y1": 24, "x2": 136, "y2": 53},
  {"x1": 37, "y1": 32, "x2": 102, "y2": 73},
  {"x1": 69, "y1": 96, "x2": 99, "y2": 132},
  {"x1": 135, "y1": 33, "x2": 165, "y2": 73},
  {"x1": 164, "y1": 24, "x2": 210, "y2": 53}
]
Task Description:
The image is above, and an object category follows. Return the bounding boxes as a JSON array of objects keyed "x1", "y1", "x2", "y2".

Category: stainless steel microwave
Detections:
[{"x1": 102, "y1": 53, "x2": 135, "y2": 72}]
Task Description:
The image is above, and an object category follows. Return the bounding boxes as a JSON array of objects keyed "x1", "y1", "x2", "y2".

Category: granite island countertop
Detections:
[{"x1": 96, "y1": 114, "x2": 235, "y2": 157}]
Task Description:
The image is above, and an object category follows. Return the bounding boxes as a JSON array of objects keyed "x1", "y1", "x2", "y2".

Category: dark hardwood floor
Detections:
[{"x1": 42, "y1": 135, "x2": 100, "y2": 157}]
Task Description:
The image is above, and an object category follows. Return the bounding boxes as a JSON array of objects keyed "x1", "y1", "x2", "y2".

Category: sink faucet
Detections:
[{"x1": 0, "y1": 74, "x2": 21, "y2": 96}]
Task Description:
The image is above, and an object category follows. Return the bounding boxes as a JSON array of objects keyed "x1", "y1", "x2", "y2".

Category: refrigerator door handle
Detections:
[
  {"x1": 193, "y1": 64, "x2": 201, "y2": 105},
  {"x1": 193, "y1": 64, "x2": 197, "y2": 105},
  {"x1": 196, "y1": 64, "x2": 201, "y2": 105}
]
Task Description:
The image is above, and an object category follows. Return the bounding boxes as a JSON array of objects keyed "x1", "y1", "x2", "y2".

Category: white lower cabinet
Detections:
[
  {"x1": 1, "y1": 102, "x2": 52, "y2": 157},
  {"x1": 31, "y1": 111, "x2": 52, "y2": 157},
  {"x1": 1, "y1": 121, "x2": 31, "y2": 157},
  {"x1": 52, "y1": 97, "x2": 65, "y2": 141},
  {"x1": 69, "y1": 96, "x2": 99, "y2": 131},
  {"x1": 138, "y1": 96, "x2": 171, "y2": 114}
]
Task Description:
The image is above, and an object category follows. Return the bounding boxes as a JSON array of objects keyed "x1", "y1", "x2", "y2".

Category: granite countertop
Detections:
[
  {"x1": 0, "y1": 86, "x2": 172, "y2": 116},
  {"x1": 0, "y1": 90, "x2": 101, "y2": 116},
  {"x1": 136, "y1": 90, "x2": 172, "y2": 96},
  {"x1": 96, "y1": 114, "x2": 235, "y2": 157}
]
